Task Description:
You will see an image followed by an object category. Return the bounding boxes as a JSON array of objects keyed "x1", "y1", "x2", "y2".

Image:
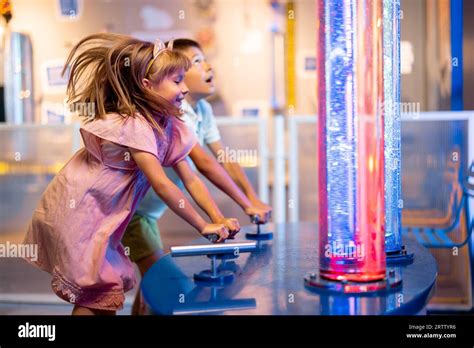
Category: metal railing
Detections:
[
  {"x1": 286, "y1": 111, "x2": 474, "y2": 223},
  {"x1": 214, "y1": 116, "x2": 270, "y2": 205}
]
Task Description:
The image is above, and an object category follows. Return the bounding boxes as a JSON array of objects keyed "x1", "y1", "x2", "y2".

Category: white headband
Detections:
[{"x1": 145, "y1": 39, "x2": 174, "y2": 76}]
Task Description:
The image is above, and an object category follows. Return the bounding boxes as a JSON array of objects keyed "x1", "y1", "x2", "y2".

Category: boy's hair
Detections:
[
  {"x1": 166, "y1": 38, "x2": 202, "y2": 53},
  {"x1": 63, "y1": 33, "x2": 191, "y2": 135}
]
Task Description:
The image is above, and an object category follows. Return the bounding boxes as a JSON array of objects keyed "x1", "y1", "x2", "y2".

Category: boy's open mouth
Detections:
[{"x1": 205, "y1": 76, "x2": 213, "y2": 83}]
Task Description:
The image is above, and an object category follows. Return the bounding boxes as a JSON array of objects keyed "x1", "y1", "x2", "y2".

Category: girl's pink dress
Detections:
[{"x1": 23, "y1": 113, "x2": 197, "y2": 311}]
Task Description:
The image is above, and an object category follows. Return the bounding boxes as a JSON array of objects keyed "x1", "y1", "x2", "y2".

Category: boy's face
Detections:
[{"x1": 180, "y1": 46, "x2": 215, "y2": 100}]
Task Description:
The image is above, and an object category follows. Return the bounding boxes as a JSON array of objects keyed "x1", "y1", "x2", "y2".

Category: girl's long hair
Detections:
[{"x1": 63, "y1": 33, "x2": 191, "y2": 136}]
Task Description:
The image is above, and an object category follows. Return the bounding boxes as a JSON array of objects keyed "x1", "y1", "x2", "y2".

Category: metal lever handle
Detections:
[
  {"x1": 251, "y1": 214, "x2": 261, "y2": 224},
  {"x1": 171, "y1": 242, "x2": 257, "y2": 257},
  {"x1": 206, "y1": 234, "x2": 218, "y2": 243}
]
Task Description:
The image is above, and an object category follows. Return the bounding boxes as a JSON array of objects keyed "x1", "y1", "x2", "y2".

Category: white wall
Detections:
[{"x1": 8, "y1": 0, "x2": 317, "y2": 122}]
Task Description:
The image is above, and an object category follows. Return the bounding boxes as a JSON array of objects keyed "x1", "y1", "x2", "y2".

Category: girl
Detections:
[
  {"x1": 22, "y1": 33, "x2": 239, "y2": 315},
  {"x1": 122, "y1": 38, "x2": 272, "y2": 314}
]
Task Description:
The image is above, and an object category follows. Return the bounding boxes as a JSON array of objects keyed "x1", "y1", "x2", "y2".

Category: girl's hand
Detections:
[
  {"x1": 245, "y1": 205, "x2": 272, "y2": 224},
  {"x1": 215, "y1": 218, "x2": 241, "y2": 238},
  {"x1": 201, "y1": 223, "x2": 229, "y2": 243}
]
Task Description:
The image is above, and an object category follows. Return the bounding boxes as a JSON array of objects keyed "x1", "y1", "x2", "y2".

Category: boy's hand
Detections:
[
  {"x1": 215, "y1": 218, "x2": 241, "y2": 238},
  {"x1": 201, "y1": 224, "x2": 229, "y2": 243},
  {"x1": 245, "y1": 204, "x2": 272, "y2": 224},
  {"x1": 250, "y1": 199, "x2": 272, "y2": 216}
]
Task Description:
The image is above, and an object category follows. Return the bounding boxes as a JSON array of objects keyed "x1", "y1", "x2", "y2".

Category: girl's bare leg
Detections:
[{"x1": 131, "y1": 250, "x2": 164, "y2": 315}]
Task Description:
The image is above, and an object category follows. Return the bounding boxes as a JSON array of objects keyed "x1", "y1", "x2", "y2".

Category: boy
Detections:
[{"x1": 122, "y1": 38, "x2": 272, "y2": 313}]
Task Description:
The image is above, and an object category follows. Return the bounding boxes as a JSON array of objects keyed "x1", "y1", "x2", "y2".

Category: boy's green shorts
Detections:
[{"x1": 122, "y1": 213, "x2": 163, "y2": 263}]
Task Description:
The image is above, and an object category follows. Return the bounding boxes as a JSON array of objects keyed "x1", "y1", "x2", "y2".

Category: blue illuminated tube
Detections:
[
  {"x1": 305, "y1": 0, "x2": 404, "y2": 294},
  {"x1": 383, "y1": 0, "x2": 413, "y2": 263}
]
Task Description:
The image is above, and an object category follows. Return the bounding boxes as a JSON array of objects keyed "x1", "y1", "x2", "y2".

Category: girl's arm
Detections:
[
  {"x1": 130, "y1": 148, "x2": 229, "y2": 242},
  {"x1": 189, "y1": 143, "x2": 270, "y2": 222},
  {"x1": 207, "y1": 140, "x2": 272, "y2": 217},
  {"x1": 173, "y1": 158, "x2": 240, "y2": 234}
]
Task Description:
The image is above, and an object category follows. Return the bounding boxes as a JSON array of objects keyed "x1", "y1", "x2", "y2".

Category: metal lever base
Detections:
[
  {"x1": 386, "y1": 245, "x2": 415, "y2": 265},
  {"x1": 304, "y1": 269, "x2": 402, "y2": 295},
  {"x1": 193, "y1": 270, "x2": 234, "y2": 285},
  {"x1": 193, "y1": 255, "x2": 234, "y2": 285},
  {"x1": 246, "y1": 223, "x2": 273, "y2": 240}
]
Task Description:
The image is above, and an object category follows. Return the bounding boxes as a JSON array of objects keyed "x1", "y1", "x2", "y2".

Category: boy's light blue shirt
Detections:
[{"x1": 135, "y1": 99, "x2": 221, "y2": 220}]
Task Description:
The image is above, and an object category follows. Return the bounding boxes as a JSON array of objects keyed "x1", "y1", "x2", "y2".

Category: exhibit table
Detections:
[{"x1": 142, "y1": 222, "x2": 437, "y2": 315}]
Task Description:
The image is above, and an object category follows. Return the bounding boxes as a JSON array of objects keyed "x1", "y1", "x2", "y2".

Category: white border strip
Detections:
[
  {"x1": 273, "y1": 115, "x2": 286, "y2": 223},
  {"x1": 215, "y1": 116, "x2": 270, "y2": 204},
  {"x1": 288, "y1": 116, "x2": 317, "y2": 222}
]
